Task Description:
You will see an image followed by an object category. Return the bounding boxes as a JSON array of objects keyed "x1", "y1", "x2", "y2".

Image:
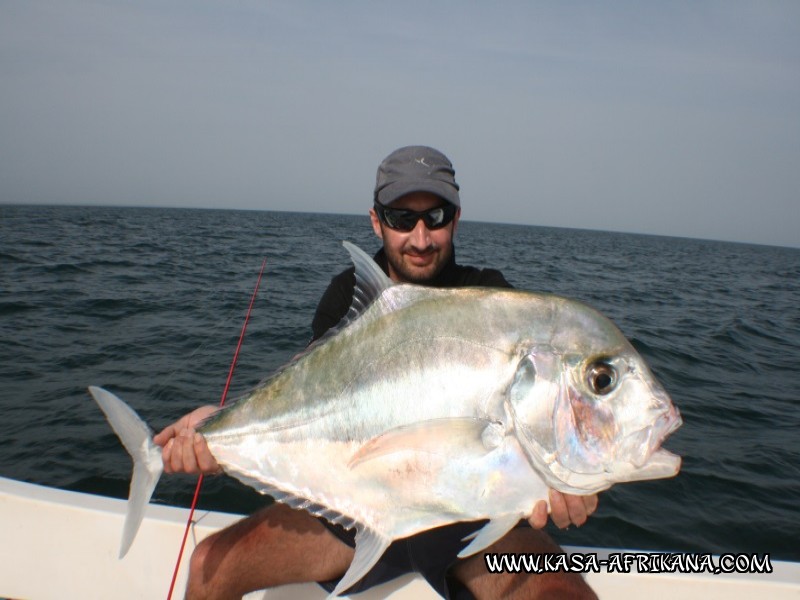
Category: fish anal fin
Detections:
[
  {"x1": 457, "y1": 514, "x2": 523, "y2": 558},
  {"x1": 328, "y1": 527, "x2": 391, "y2": 598},
  {"x1": 218, "y1": 469, "x2": 361, "y2": 533},
  {"x1": 348, "y1": 417, "x2": 499, "y2": 469}
]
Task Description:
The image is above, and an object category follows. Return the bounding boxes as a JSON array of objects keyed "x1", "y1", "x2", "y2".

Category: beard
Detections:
[{"x1": 384, "y1": 242, "x2": 453, "y2": 284}]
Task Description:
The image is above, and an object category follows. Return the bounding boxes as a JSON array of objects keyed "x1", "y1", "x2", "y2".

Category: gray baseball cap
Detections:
[{"x1": 374, "y1": 146, "x2": 460, "y2": 207}]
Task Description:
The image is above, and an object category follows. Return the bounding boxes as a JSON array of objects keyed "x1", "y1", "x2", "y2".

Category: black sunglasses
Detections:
[{"x1": 374, "y1": 202, "x2": 458, "y2": 232}]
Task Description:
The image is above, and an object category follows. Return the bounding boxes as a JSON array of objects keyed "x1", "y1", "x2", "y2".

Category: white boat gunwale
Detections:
[{"x1": 1, "y1": 476, "x2": 798, "y2": 599}]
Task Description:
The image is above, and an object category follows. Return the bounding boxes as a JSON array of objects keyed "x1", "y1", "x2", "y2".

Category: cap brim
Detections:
[{"x1": 378, "y1": 179, "x2": 460, "y2": 207}]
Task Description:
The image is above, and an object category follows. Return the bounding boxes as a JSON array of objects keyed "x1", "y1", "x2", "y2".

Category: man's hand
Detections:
[
  {"x1": 528, "y1": 490, "x2": 598, "y2": 529},
  {"x1": 154, "y1": 405, "x2": 221, "y2": 475}
]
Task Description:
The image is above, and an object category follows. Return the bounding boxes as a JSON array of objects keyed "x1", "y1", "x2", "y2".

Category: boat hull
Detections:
[{"x1": 1, "y1": 477, "x2": 797, "y2": 599}]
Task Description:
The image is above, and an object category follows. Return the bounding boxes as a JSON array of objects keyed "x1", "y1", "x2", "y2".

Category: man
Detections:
[{"x1": 156, "y1": 146, "x2": 598, "y2": 599}]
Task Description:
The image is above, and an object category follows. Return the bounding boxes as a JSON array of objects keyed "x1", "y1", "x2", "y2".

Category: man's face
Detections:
[{"x1": 370, "y1": 191, "x2": 460, "y2": 284}]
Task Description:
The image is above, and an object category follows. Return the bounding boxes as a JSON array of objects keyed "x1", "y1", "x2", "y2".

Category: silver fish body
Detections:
[{"x1": 90, "y1": 241, "x2": 681, "y2": 597}]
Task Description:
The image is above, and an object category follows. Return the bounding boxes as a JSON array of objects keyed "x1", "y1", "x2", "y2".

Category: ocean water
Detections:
[{"x1": 1, "y1": 204, "x2": 799, "y2": 562}]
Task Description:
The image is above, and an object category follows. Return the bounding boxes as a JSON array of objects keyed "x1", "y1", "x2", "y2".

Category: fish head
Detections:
[{"x1": 507, "y1": 302, "x2": 682, "y2": 493}]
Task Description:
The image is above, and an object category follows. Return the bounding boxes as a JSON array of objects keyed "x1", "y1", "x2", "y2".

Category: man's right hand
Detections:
[{"x1": 154, "y1": 405, "x2": 221, "y2": 475}]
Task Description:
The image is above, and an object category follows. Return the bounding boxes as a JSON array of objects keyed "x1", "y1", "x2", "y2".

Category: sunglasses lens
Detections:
[
  {"x1": 376, "y1": 204, "x2": 455, "y2": 231},
  {"x1": 421, "y1": 208, "x2": 441, "y2": 228},
  {"x1": 382, "y1": 209, "x2": 414, "y2": 231}
]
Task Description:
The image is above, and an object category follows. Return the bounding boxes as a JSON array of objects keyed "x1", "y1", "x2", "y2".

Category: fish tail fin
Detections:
[
  {"x1": 328, "y1": 527, "x2": 391, "y2": 598},
  {"x1": 88, "y1": 385, "x2": 164, "y2": 558}
]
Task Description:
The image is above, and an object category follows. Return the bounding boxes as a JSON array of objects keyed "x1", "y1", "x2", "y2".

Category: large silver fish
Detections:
[{"x1": 90, "y1": 241, "x2": 682, "y2": 597}]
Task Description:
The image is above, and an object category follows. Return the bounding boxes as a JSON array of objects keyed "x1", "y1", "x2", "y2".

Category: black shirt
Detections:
[{"x1": 311, "y1": 246, "x2": 512, "y2": 341}]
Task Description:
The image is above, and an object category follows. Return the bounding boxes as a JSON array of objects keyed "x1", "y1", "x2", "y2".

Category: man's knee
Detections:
[
  {"x1": 185, "y1": 509, "x2": 284, "y2": 599},
  {"x1": 186, "y1": 532, "x2": 227, "y2": 599},
  {"x1": 185, "y1": 505, "x2": 354, "y2": 599}
]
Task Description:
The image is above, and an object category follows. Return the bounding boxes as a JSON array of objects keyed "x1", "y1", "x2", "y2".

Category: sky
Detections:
[{"x1": 1, "y1": 1, "x2": 798, "y2": 248}]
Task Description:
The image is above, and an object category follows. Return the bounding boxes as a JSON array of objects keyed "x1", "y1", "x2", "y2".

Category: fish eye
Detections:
[{"x1": 587, "y1": 361, "x2": 616, "y2": 395}]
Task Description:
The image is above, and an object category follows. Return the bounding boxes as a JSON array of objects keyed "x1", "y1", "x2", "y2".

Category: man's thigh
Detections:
[
  {"x1": 451, "y1": 527, "x2": 598, "y2": 600},
  {"x1": 188, "y1": 503, "x2": 355, "y2": 598}
]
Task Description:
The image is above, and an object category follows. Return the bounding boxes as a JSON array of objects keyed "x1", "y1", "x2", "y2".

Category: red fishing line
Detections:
[{"x1": 166, "y1": 257, "x2": 268, "y2": 600}]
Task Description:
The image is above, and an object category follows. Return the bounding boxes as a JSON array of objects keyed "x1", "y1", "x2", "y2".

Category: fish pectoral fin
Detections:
[
  {"x1": 457, "y1": 514, "x2": 523, "y2": 558},
  {"x1": 328, "y1": 527, "x2": 391, "y2": 598},
  {"x1": 348, "y1": 417, "x2": 501, "y2": 469}
]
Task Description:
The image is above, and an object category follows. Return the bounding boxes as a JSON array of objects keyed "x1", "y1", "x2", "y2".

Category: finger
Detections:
[
  {"x1": 548, "y1": 489, "x2": 571, "y2": 529},
  {"x1": 168, "y1": 432, "x2": 183, "y2": 473},
  {"x1": 584, "y1": 494, "x2": 599, "y2": 518},
  {"x1": 169, "y1": 431, "x2": 193, "y2": 474},
  {"x1": 162, "y1": 438, "x2": 175, "y2": 474},
  {"x1": 153, "y1": 424, "x2": 176, "y2": 447},
  {"x1": 154, "y1": 412, "x2": 191, "y2": 446},
  {"x1": 193, "y1": 433, "x2": 220, "y2": 474},
  {"x1": 564, "y1": 494, "x2": 589, "y2": 527},
  {"x1": 527, "y1": 500, "x2": 549, "y2": 529},
  {"x1": 179, "y1": 429, "x2": 200, "y2": 474}
]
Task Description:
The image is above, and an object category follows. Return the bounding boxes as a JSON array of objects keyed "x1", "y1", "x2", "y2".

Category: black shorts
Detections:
[{"x1": 317, "y1": 519, "x2": 524, "y2": 599}]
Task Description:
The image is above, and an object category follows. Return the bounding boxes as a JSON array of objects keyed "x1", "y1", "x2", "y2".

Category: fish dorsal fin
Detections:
[
  {"x1": 342, "y1": 240, "x2": 393, "y2": 321},
  {"x1": 329, "y1": 526, "x2": 392, "y2": 598},
  {"x1": 306, "y1": 242, "x2": 394, "y2": 352}
]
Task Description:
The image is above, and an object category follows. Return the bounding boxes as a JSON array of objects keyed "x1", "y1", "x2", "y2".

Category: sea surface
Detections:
[{"x1": 1, "y1": 204, "x2": 799, "y2": 562}]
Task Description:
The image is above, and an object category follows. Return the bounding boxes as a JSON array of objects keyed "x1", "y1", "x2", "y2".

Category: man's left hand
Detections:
[{"x1": 528, "y1": 490, "x2": 598, "y2": 529}]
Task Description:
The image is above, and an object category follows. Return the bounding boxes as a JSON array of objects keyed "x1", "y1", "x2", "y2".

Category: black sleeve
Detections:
[{"x1": 310, "y1": 267, "x2": 356, "y2": 342}]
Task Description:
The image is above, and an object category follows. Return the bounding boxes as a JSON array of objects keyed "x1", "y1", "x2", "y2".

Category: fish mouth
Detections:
[
  {"x1": 608, "y1": 447, "x2": 682, "y2": 482},
  {"x1": 619, "y1": 405, "x2": 682, "y2": 468}
]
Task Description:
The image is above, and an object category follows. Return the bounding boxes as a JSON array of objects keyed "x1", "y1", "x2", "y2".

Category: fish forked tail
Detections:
[{"x1": 88, "y1": 386, "x2": 164, "y2": 558}]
